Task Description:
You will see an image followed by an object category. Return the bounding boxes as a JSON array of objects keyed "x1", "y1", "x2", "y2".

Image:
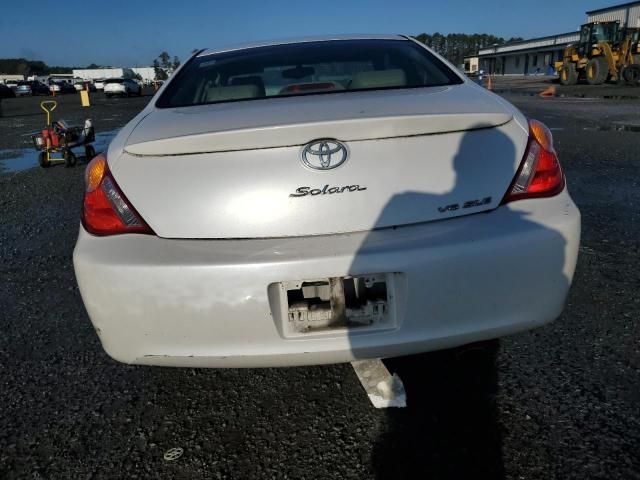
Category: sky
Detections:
[{"x1": 0, "y1": 0, "x2": 621, "y2": 67}]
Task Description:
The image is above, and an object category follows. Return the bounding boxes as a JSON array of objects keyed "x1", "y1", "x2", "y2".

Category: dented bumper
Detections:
[{"x1": 73, "y1": 189, "x2": 580, "y2": 368}]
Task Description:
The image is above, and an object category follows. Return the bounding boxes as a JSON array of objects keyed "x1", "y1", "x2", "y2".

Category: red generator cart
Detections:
[{"x1": 32, "y1": 101, "x2": 96, "y2": 168}]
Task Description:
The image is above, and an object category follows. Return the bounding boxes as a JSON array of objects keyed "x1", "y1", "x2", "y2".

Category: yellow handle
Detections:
[{"x1": 40, "y1": 100, "x2": 58, "y2": 125}]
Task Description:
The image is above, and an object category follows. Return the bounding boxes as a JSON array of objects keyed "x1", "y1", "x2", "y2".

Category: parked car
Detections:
[
  {"x1": 5, "y1": 80, "x2": 19, "y2": 91},
  {"x1": 16, "y1": 82, "x2": 33, "y2": 97},
  {"x1": 74, "y1": 81, "x2": 97, "y2": 92},
  {"x1": 103, "y1": 78, "x2": 142, "y2": 97},
  {"x1": 0, "y1": 83, "x2": 16, "y2": 98},
  {"x1": 94, "y1": 79, "x2": 106, "y2": 90},
  {"x1": 35, "y1": 80, "x2": 51, "y2": 95},
  {"x1": 74, "y1": 35, "x2": 581, "y2": 368},
  {"x1": 16, "y1": 80, "x2": 49, "y2": 96},
  {"x1": 49, "y1": 81, "x2": 76, "y2": 94}
]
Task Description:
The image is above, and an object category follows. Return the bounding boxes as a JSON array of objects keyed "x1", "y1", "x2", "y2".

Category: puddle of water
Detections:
[
  {"x1": 0, "y1": 149, "x2": 39, "y2": 173},
  {"x1": 0, "y1": 128, "x2": 120, "y2": 173}
]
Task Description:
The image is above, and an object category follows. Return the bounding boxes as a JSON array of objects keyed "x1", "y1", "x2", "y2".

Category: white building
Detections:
[
  {"x1": 478, "y1": 1, "x2": 640, "y2": 75},
  {"x1": 0, "y1": 74, "x2": 25, "y2": 83},
  {"x1": 131, "y1": 67, "x2": 156, "y2": 83},
  {"x1": 72, "y1": 68, "x2": 135, "y2": 81},
  {"x1": 587, "y1": 1, "x2": 640, "y2": 27},
  {"x1": 478, "y1": 32, "x2": 579, "y2": 75},
  {"x1": 72, "y1": 66, "x2": 158, "y2": 83}
]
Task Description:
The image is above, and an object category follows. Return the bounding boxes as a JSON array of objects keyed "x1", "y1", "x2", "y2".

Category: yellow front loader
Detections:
[{"x1": 555, "y1": 22, "x2": 640, "y2": 86}]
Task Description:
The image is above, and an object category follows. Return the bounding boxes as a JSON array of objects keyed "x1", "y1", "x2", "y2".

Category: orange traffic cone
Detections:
[
  {"x1": 539, "y1": 85, "x2": 556, "y2": 98},
  {"x1": 487, "y1": 75, "x2": 493, "y2": 91}
]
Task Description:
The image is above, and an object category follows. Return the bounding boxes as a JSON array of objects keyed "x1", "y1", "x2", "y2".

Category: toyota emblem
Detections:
[{"x1": 301, "y1": 140, "x2": 348, "y2": 170}]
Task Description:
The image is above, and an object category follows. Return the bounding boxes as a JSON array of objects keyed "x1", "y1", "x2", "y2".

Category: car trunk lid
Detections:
[
  {"x1": 124, "y1": 86, "x2": 514, "y2": 155},
  {"x1": 112, "y1": 85, "x2": 528, "y2": 239}
]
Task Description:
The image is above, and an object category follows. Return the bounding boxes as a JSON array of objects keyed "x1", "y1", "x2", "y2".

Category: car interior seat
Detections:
[
  {"x1": 203, "y1": 84, "x2": 261, "y2": 103},
  {"x1": 230, "y1": 76, "x2": 266, "y2": 97},
  {"x1": 349, "y1": 69, "x2": 407, "y2": 90}
]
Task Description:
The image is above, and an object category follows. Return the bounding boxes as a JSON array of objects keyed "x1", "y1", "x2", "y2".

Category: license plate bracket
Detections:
[{"x1": 270, "y1": 273, "x2": 399, "y2": 338}]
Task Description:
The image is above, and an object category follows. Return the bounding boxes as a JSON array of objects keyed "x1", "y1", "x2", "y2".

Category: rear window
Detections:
[
  {"x1": 104, "y1": 79, "x2": 124, "y2": 84},
  {"x1": 157, "y1": 39, "x2": 462, "y2": 108}
]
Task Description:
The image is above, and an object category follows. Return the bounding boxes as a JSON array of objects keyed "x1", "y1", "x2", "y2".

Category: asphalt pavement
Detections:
[
  {"x1": 488, "y1": 75, "x2": 640, "y2": 99},
  {"x1": 0, "y1": 90, "x2": 639, "y2": 479}
]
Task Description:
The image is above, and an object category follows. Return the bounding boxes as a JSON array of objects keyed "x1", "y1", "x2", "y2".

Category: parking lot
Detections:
[{"x1": 0, "y1": 89, "x2": 639, "y2": 479}]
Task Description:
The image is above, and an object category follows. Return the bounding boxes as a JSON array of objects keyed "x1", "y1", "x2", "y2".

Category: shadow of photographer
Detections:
[{"x1": 343, "y1": 125, "x2": 569, "y2": 479}]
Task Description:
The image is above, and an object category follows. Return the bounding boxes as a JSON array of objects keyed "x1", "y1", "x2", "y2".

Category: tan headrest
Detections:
[
  {"x1": 350, "y1": 69, "x2": 407, "y2": 89},
  {"x1": 205, "y1": 84, "x2": 260, "y2": 102}
]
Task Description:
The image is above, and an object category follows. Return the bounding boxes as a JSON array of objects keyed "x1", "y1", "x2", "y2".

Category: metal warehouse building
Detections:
[
  {"x1": 72, "y1": 68, "x2": 135, "y2": 81},
  {"x1": 72, "y1": 67, "x2": 157, "y2": 83},
  {"x1": 478, "y1": 1, "x2": 640, "y2": 75}
]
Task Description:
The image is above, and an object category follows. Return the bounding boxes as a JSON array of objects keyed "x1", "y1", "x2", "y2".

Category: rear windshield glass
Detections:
[
  {"x1": 104, "y1": 79, "x2": 124, "y2": 84},
  {"x1": 157, "y1": 39, "x2": 462, "y2": 108}
]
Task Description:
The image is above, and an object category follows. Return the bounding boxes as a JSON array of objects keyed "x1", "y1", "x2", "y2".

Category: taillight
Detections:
[
  {"x1": 280, "y1": 83, "x2": 336, "y2": 94},
  {"x1": 502, "y1": 119, "x2": 565, "y2": 204},
  {"x1": 82, "y1": 154, "x2": 154, "y2": 236}
]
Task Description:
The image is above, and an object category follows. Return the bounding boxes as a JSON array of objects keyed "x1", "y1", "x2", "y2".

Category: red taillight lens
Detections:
[
  {"x1": 502, "y1": 119, "x2": 565, "y2": 204},
  {"x1": 82, "y1": 154, "x2": 154, "y2": 236}
]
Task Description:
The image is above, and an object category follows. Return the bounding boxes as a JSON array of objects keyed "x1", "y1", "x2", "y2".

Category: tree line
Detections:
[
  {"x1": 0, "y1": 58, "x2": 72, "y2": 76},
  {"x1": 1, "y1": 36, "x2": 524, "y2": 78},
  {"x1": 414, "y1": 33, "x2": 524, "y2": 66},
  {"x1": 152, "y1": 52, "x2": 180, "y2": 81}
]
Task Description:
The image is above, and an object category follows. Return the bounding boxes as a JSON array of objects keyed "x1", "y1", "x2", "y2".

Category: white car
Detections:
[
  {"x1": 5, "y1": 80, "x2": 19, "y2": 91},
  {"x1": 74, "y1": 35, "x2": 580, "y2": 368},
  {"x1": 48, "y1": 81, "x2": 75, "y2": 94},
  {"x1": 94, "y1": 79, "x2": 106, "y2": 90},
  {"x1": 103, "y1": 78, "x2": 142, "y2": 97}
]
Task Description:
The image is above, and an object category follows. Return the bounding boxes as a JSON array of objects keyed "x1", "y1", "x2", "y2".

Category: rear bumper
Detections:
[
  {"x1": 104, "y1": 87, "x2": 126, "y2": 94},
  {"x1": 73, "y1": 190, "x2": 580, "y2": 367}
]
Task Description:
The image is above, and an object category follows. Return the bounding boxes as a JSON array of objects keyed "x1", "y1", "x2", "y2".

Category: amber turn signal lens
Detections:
[
  {"x1": 528, "y1": 119, "x2": 554, "y2": 153},
  {"x1": 85, "y1": 154, "x2": 106, "y2": 193},
  {"x1": 81, "y1": 153, "x2": 153, "y2": 236}
]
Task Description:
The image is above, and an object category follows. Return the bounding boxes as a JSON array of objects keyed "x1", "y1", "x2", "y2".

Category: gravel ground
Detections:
[
  {"x1": 0, "y1": 90, "x2": 153, "y2": 151},
  {"x1": 0, "y1": 92, "x2": 639, "y2": 479}
]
